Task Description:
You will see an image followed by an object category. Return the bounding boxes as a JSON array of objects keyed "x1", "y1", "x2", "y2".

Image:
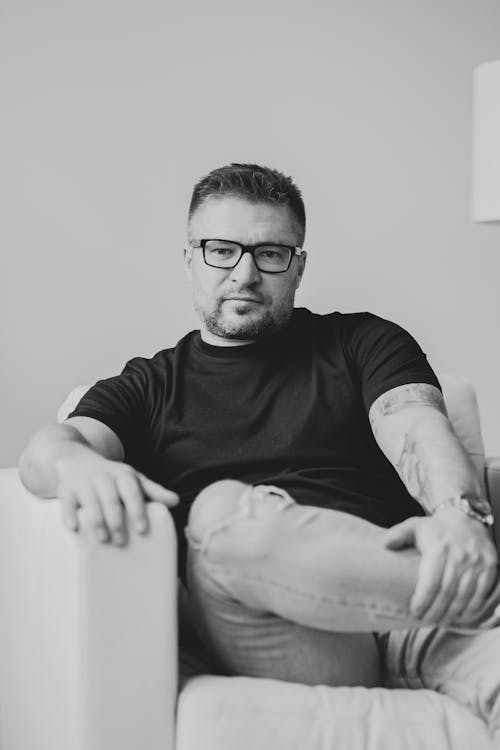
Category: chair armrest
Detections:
[
  {"x1": 486, "y1": 457, "x2": 500, "y2": 555},
  {"x1": 0, "y1": 469, "x2": 178, "y2": 750}
]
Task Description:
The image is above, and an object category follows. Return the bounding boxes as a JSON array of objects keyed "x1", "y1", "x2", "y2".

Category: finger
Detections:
[
  {"x1": 77, "y1": 486, "x2": 108, "y2": 542},
  {"x1": 384, "y1": 518, "x2": 418, "y2": 550},
  {"x1": 116, "y1": 472, "x2": 149, "y2": 533},
  {"x1": 416, "y1": 559, "x2": 460, "y2": 624},
  {"x1": 98, "y1": 479, "x2": 127, "y2": 545},
  {"x1": 410, "y1": 550, "x2": 447, "y2": 620},
  {"x1": 137, "y1": 474, "x2": 179, "y2": 507},
  {"x1": 464, "y1": 564, "x2": 498, "y2": 615},
  {"x1": 427, "y1": 564, "x2": 473, "y2": 624},
  {"x1": 61, "y1": 492, "x2": 79, "y2": 532}
]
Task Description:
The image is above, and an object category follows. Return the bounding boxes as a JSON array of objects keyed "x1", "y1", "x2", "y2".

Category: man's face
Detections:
[{"x1": 185, "y1": 196, "x2": 306, "y2": 342}]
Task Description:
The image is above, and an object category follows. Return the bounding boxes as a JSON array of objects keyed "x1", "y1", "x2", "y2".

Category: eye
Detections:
[{"x1": 204, "y1": 241, "x2": 239, "y2": 256}]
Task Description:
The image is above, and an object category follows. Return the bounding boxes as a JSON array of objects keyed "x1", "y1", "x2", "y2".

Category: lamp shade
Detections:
[{"x1": 473, "y1": 60, "x2": 500, "y2": 222}]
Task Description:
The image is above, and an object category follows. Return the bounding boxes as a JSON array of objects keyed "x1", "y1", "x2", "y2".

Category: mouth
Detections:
[{"x1": 223, "y1": 296, "x2": 263, "y2": 304}]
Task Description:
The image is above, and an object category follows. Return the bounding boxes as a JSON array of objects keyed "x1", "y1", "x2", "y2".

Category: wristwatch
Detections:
[{"x1": 432, "y1": 496, "x2": 494, "y2": 527}]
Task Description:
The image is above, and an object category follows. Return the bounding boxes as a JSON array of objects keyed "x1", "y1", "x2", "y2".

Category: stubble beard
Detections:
[{"x1": 197, "y1": 299, "x2": 293, "y2": 340}]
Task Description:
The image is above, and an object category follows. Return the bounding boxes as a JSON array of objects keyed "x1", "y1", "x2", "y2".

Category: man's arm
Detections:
[
  {"x1": 368, "y1": 383, "x2": 498, "y2": 624},
  {"x1": 19, "y1": 418, "x2": 177, "y2": 545},
  {"x1": 368, "y1": 383, "x2": 486, "y2": 511},
  {"x1": 19, "y1": 418, "x2": 125, "y2": 498}
]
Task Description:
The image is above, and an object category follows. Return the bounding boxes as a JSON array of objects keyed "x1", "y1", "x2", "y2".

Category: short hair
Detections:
[{"x1": 188, "y1": 163, "x2": 306, "y2": 245}]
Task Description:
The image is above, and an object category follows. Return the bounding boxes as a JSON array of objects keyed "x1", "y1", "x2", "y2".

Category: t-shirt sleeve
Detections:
[
  {"x1": 343, "y1": 313, "x2": 442, "y2": 413},
  {"x1": 66, "y1": 357, "x2": 150, "y2": 464}
]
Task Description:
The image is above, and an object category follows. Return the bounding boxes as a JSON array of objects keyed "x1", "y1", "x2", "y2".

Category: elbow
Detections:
[
  {"x1": 18, "y1": 445, "x2": 42, "y2": 496},
  {"x1": 18, "y1": 430, "x2": 49, "y2": 496},
  {"x1": 18, "y1": 423, "x2": 72, "y2": 498}
]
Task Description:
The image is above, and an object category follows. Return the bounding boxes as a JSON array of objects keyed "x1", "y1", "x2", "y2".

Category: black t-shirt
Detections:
[{"x1": 68, "y1": 308, "x2": 441, "y2": 583}]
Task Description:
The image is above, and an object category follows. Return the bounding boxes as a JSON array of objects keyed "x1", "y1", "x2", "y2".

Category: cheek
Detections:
[
  {"x1": 191, "y1": 266, "x2": 223, "y2": 304},
  {"x1": 267, "y1": 279, "x2": 297, "y2": 307}
]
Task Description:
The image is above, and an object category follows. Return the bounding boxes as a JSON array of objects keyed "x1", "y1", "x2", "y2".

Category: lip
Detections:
[{"x1": 224, "y1": 296, "x2": 263, "y2": 303}]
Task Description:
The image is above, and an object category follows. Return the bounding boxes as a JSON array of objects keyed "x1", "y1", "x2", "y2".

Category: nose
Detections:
[{"x1": 229, "y1": 251, "x2": 262, "y2": 284}]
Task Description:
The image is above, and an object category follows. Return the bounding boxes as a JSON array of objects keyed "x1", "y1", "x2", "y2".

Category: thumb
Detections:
[
  {"x1": 137, "y1": 474, "x2": 179, "y2": 507},
  {"x1": 384, "y1": 517, "x2": 419, "y2": 550}
]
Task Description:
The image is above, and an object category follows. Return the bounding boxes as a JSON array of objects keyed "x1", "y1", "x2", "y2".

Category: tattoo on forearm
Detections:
[
  {"x1": 369, "y1": 384, "x2": 447, "y2": 440},
  {"x1": 372, "y1": 384, "x2": 447, "y2": 419},
  {"x1": 396, "y1": 433, "x2": 436, "y2": 512},
  {"x1": 369, "y1": 384, "x2": 456, "y2": 512}
]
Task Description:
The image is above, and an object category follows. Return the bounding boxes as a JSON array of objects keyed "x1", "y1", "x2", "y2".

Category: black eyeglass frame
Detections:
[{"x1": 189, "y1": 239, "x2": 305, "y2": 274}]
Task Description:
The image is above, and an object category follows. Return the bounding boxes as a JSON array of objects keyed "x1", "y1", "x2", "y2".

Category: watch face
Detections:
[
  {"x1": 464, "y1": 498, "x2": 494, "y2": 525},
  {"x1": 467, "y1": 497, "x2": 493, "y2": 515}
]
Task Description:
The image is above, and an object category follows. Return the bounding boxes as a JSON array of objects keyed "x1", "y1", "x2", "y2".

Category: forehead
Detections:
[{"x1": 188, "y1": 196, "x2": 300, "y2": 245}]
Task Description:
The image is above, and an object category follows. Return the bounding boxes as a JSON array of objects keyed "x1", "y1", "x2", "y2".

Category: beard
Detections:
[{"x1": 196, "y1": 297, "x2": 293, "y2": 340}]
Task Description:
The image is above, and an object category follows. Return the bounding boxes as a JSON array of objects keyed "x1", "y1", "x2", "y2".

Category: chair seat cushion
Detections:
[{"x1": 176, "y1": 674, "x2": 493, "y2": 750}]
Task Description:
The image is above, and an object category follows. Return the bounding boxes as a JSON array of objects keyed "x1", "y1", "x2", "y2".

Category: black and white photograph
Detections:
[{"x1": 1, "y1": 1, "x2": 500, "y2": 748}]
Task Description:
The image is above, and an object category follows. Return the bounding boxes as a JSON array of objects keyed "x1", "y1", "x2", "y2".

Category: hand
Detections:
[
  {"x1": 384, "y1": 508, "x2": 499, "y2": 626},
  {"x1": 55, "y1": 449, "x2": 178, "y2": 545}
]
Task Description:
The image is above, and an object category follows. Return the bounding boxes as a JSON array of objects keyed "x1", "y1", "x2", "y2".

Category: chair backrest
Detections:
[
  {"x1": 438, "y1": 373, "x2": 486, "y2": 494},
  {"x1": 57, "y1": 383, "x2": 92, "y2": 423}
]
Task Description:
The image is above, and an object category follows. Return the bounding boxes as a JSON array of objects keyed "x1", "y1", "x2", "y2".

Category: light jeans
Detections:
[{"x1": 180, "y1": 481, "x2": 500, "y2": 738}]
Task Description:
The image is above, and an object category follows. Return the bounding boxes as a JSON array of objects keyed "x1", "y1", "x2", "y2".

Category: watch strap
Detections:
[{"x1": 432, "y1": 496, "x2": 494, "y2": 527}]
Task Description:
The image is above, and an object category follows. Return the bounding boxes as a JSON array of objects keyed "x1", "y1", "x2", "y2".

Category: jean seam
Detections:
[{"x1": 197, "y1": 562, "x2": 411, "y2": 620}]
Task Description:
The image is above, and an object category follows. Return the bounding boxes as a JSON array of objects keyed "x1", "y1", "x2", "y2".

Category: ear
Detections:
[
  {"x1": 184, "y1": 246, "x2": 193, "y2": 279},
  {"x1": 294, "y1": 250, "x2": 307, "y2": 289}
]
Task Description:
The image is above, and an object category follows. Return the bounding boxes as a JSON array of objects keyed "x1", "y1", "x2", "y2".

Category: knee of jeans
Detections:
[
  {"x1": 188, "y1": 479, "x2": 247, "y2": 535},
  {"x1": 186, "y1": 480, "x2": 251, "y2": 552},
  {"x1": 185, "y1": 480, "x2": 291, "y2": 560}
]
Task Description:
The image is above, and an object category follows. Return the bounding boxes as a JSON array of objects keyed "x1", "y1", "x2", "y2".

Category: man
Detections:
[{"x1": 19, "y1": 163, "x2": 500, "y2": 733}]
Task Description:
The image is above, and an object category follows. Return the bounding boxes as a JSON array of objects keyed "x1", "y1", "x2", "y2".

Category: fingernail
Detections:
[
  {"x1": 136, "y1": 520, "x2": 147, "y2": 533},
  {"x1": 113, "y1": 532, "x2": 125, "y2": 545}
]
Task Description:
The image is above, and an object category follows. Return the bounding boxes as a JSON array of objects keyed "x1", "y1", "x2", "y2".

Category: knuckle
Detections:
[
  {"x1": 128, "y1": 502, "x2": 147, "y2": 521},
  {"x1": 428, "y1": 546, "x2": 446, "y2": 560},
  {"x1": 121, "y1": 483, "x2": 144, "y2": 506},
  {"x1": 119, "y1": 463, "x2": 136, "y2": 478},
  {"x1": 100, "y1": 491, "x2": 122, "y2": 509},
  {"x1": 107, "y1": 520, "x2": 124, "y2": 534},
  {"x1": 450, "y1": 551, "x2": 467, "y2": 565},
  {"x1": 90, "y1": 510, "x2": 104, "y2": 526},
  {"x1": 84, "y1": 505, "x2": 103, "y2": 526},
  {"x1": 118, "y1": 469, "x2": 140, "y2": 488},
  {"x1": 466, "y1": 553, "x2": 480, "y2": 565}
]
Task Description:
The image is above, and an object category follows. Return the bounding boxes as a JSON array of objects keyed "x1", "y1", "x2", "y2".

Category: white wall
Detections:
[{"x1": 2, "y1": 0, "x2": 499, "y2": 465}]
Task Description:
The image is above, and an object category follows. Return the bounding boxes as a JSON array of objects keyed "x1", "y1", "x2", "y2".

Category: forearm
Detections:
[
  {"x1": 19, "y1": 424, "x2": 96, "y2": 499},
  {"x1": 396, "y1": 411, "x2": 487, "y2": 513}
]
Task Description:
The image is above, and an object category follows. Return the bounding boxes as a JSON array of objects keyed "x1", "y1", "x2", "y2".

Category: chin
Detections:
[{"x1": 205, "y1": 309, "x2": 277, "y2": 340}]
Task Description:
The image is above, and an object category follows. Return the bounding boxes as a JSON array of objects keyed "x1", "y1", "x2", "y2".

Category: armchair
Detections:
[{"x1": 1, "y1": 374, "x2": 499, "y2": 749}]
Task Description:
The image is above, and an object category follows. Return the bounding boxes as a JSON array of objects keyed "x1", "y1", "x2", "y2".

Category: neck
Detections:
[{"x1": 199, "y1": 327, "x2": 256, "y2": 347}]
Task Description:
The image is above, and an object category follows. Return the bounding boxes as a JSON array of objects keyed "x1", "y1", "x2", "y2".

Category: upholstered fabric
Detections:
[
  {"x1": 176, "y1": 675, "x2": 494, "y2": 750},
  {"x1": 0, "y1": 468, "x2": 177, "y2": 750},
  {"x1": 0, "y1": 374, "x2": 498, "y2": 749},
  {"x1": 439, "y1": 374, "x2": 487, "y2": 494}
]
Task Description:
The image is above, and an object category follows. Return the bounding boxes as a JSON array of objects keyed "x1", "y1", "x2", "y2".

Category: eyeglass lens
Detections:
[{"x1": 203, "y1": 240, "x2": 291, "y2": 272}]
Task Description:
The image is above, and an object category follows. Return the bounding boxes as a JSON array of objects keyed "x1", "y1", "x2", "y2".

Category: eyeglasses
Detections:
[{"x1": 189, "y1": 239, "x2": 304, "y2": 274}]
